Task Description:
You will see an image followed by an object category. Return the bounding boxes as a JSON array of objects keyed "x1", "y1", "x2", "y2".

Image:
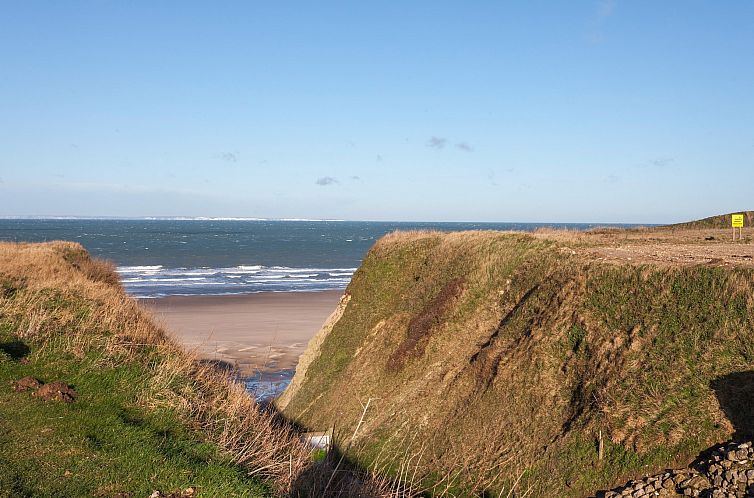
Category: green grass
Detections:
[
  {"x1": 281, "y1": 230, "x2": 754, "y2": 497},
  {"x1": 664, "y1": 210, "x2": 754, "y2": 229},
  {"x1": 0, "y1": 326, "x2": 272, "y2": 498}
]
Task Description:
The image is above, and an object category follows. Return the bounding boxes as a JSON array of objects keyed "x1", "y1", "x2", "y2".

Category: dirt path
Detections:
[
  {"x1": 584, "y1": 242, "x2": 754, "y2": 267},
  {"x1": 530, "y1": 227, "x2": 754, "y2": 268}
]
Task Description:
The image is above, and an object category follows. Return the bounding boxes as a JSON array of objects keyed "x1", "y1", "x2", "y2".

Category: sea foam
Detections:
[{"x1": 118, "y1": 264, "x2": 354, "y2": 298}]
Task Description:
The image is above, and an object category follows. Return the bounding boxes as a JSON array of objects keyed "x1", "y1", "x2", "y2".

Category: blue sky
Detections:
[{"x1": 1, "y1": 1, "x2": 752, "y2": 223}]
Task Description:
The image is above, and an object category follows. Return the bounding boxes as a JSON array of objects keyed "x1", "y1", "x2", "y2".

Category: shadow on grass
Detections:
[
  {"x1": 288, "y1": 444, "x2": 383, "y2": 498},
  {"x1": 711, "y1": 371, "x2": 754, "y2": 440},
  {"x1": 265, "y1": 409, "x2": 387, "y2": 498},
  {"x1": 115, "y1": 408, "x2": 216, "y2": 467},
  {"x1": 0, "y1": 340, "x2": 30, "y2": 361}
]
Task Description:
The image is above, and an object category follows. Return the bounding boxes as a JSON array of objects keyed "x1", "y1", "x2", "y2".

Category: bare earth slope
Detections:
[{"x1": 279, "y1": 224, "x2": 754, "y2": 497}]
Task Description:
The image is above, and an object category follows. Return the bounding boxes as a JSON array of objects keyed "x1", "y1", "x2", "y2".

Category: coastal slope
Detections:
[
  {"x1": 0, "y1": 241, "x2": 309, "y2": 497},
  {"x1": 279, "y1": 227, "x2": 754, "y2": 496}
]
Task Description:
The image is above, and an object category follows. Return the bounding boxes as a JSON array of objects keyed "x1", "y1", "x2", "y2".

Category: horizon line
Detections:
[{"x1": 0, "y1": 215, "x2": 659, "y2": 225}]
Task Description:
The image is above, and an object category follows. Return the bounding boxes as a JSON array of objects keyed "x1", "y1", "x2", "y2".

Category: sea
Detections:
[
  {"x1": 0, "y1": 218, "x2": 640, "y2": 400},
  {"x1": 0, "y1": 218, "x2": 640, "y2": 299}
]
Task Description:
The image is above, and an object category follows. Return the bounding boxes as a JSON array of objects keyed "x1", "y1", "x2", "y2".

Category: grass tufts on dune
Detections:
[{"x1": 0, "y1": 241, "x2": 308, "y2": 497}]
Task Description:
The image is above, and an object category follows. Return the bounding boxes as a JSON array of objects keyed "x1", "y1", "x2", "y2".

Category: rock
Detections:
[
  {"x1": 12, "y1": 376, "x2": 41, "y2": 392},
  {"x1": 595, "y1": 440, "x2": 754, "y2": 498},
  {"x1": 34, "y1": 381, "x2": 76, "y2": 402},
  {"x1": 685, "y1": 475, "x2": 710, "y2": 489},
  {"x1": 656, "y1": 489, "x2": 676, "y2": 497}
]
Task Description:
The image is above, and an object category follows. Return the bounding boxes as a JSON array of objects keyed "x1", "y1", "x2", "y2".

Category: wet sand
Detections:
[{"x1": 144, "y1": 290, "x2": 342, "y2": 375}]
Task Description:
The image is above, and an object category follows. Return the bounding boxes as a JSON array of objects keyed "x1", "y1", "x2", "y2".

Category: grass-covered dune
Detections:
[
  {"x1": 278, "y1": 230, "x2": 754, "y2": 496},
  {"x1": 666, "y1": 211, "x2": 754, "y2": 230},
  {"x1": 0, "y1": 241, "x2": 312, "y2": 497}
]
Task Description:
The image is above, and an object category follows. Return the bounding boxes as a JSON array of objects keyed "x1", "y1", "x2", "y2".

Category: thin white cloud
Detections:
[
  {"x1": 41, "y1": 181, "x2": 206, "y2": 197},
  {"x1": 587, "y1": 0, "x2": 617, "y2": 44},
  {"x1": 596, "y1": 0, "x2": 616, "y2": 21}
]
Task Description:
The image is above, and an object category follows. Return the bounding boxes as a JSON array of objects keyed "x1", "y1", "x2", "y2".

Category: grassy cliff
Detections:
[
  {"x1": 278, "y1": 230, "x2": 754, "y2": 496},
  {"x1": 0, "y1": 242, "x2": 310, "y2": 497},
  {"x1": 666, "y1": 211, "x2": 754, "y2": 229}
]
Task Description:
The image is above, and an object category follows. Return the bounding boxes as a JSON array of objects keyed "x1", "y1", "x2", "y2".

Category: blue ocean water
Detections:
[{"x1": 0, "y1": 218, "x2": 639, "y2": 298}]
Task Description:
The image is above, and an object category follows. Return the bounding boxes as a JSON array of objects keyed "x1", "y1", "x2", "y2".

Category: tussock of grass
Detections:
[{"x1": 280, "y1": 230, "x2": 754, "y2": 496}]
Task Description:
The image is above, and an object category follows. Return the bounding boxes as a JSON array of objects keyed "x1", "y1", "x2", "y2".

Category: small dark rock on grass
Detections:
[{"x1": 11, "y1": 376, "x2": 77, "y2": 402}]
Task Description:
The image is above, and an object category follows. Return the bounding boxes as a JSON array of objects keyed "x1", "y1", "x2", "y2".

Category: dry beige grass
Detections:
[{"x1": 0, "y1": 241, "x2": 309, "y2": 493}]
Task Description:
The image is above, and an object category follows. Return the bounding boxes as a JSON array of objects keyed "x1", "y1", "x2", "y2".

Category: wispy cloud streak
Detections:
[{"x1": 316, "y1": 176, "x2": 339, "y2": 186}]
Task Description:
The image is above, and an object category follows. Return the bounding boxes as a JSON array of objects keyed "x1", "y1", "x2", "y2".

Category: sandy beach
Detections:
[{"x1": 144, "y1": 290, "x2": 342, "y2": 375}]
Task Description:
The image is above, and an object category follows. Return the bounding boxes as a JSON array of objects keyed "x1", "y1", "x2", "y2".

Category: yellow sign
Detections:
[{"x1": 732, "y1": 214, "x2": 744, "y2": 228}]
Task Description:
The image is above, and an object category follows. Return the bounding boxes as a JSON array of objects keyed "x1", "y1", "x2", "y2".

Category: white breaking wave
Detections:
[
  {"x1": 117, "y1": 264, "x2": 355, "y2": 298},
  {"x1": 117, "y1": 265, "x2": 163, "y2": 272}
]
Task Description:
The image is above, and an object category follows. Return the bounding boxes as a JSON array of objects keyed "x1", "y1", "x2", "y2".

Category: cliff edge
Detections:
[{"x1": 279, "y1": 227, "x2": 754, "y2": 496}]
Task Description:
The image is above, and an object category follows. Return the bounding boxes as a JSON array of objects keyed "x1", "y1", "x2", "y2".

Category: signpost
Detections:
[{"x1": 732, "y1": 213, "x2": 744, "y2": 241}]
